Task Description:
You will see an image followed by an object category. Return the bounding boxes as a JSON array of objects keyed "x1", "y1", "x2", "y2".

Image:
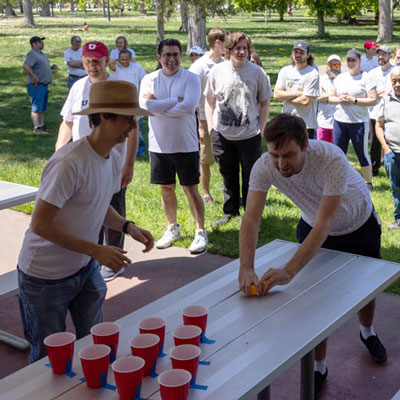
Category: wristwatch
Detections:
[{"x1": 122, "y1": 220, "x2": 135, "y2": 234}]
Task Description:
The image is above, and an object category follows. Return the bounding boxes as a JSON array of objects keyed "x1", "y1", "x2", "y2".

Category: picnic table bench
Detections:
[
  {"x1": 0, "y1": 180, "x2": 38, "y2": 351},
  {"x1": 1, "y1": 239, "x2": 400, "y2": 400}
]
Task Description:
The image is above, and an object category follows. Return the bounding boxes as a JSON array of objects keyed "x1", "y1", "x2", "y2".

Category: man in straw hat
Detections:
[{"x1": 17, "y1": 80, "x2": 154, "y2": 363}]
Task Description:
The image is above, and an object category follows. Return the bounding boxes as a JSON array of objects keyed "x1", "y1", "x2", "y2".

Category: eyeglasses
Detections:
[
  {"x1": 328, "y1": 63, "x2": 340, "y2": 68},
  {"x1": 161, "y1": 52, "x2": 181, "y2": 58}
]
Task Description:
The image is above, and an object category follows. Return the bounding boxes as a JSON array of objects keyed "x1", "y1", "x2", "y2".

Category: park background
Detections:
[{"x1": 1, "y1": 3, "x2": 400, "y2": 291}]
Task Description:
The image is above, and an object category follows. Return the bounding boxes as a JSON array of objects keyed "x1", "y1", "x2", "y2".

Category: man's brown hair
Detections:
[
  {"x1": 207, "y1": 28, "x2": 229, "y2": 49},
  {"x1": 224, "y1": 32, "x2": 252, "y2": 60}
]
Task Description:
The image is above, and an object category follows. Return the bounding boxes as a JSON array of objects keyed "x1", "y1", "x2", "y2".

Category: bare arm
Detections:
[
  {"x1": 108, "y1": 59, "x2": 117, "y2": 72},
  {"x1": 23, "y1": 63, "x2": 39, "y2": 86},
  {"x1": 338, "y1": 87, "x2": 377, "y2": 106},
  {"x1": 31, "y1": 200, "x2": 131, "y2": 270},
  {"x1": 55, "y1": 120, "x2": 73, "y2": 151},
  {"x1": 375, "y1": 119, "x2": 392, "y2": 154},
  {"x1": 120, "y1": 125, "x2": 138, "y2": 188},
  {"x1": 67, "y1": 60, "x2": 83, "y2": 68},
  {"x1": 290, "y1": 94, "x2": 314, "y2": 106},
  {"x1": 318, "y1": 89, "x2": 329, "y2": 102},
  {"x1": 238, "y1": 190, "x2": 268, "y2": 295},
  {"x1": 258, "y1": 99, "x2": 270, "y2": 133},
  {"x1": 205, "y1": 96, "x2": 215, "y2": 133},
  {"x1": 261, "y1": 194, "x2": 343, "y2": 294},
  {"x1": 328, "y1": 86, "x2": 342, "y2": 104},
  {"x1": 273, "y1": 87, "x2": 298, "y2": 101}
]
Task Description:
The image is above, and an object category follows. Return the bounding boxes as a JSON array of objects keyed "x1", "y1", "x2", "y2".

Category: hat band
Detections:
[{"x1": 89, "y1": 102, "x2": 139, "y2": 108}]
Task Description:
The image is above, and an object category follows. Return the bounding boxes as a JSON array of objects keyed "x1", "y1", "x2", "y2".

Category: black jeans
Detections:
[
  {"x1": 370, "y1": 118, "x2": 382, "y2": 174},
  {"x1": 211, "y1": 130, "x2": 262, "y2": 216},
  {"x1": 98, "y1": 187, "x2": 126, "y2": 249}
]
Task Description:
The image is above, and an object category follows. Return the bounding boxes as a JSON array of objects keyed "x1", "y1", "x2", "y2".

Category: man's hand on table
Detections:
[
  {"x1": 239, "y1": 268, "x2": 261, "y2": 296},
  {"x1": 260, "y1": 267, "x2": 293, "y2": 294}
]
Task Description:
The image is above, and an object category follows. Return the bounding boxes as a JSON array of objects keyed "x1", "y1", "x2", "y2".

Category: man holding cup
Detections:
[{"x1": 18, "y1": 81, "x2": 154, "y2": 363}]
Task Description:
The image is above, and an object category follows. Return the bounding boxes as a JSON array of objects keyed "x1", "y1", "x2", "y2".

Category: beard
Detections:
[{"x1": 327, "y1": 69, "x2": 340, "y2": 80}]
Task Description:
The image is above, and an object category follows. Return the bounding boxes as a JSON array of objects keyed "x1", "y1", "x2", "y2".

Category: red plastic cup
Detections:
[
  {"x1": 44, "y1": 332, "x2": 76, "y2": 374},
  {"x1": 138, "y1": 317, "x2": 166, "y2": 353},
  {"x1": 129, "y1": 334, "x2": 160, "y2": 376},
  {"x1": 158, "y1": 369, "x2": 192, "y2": 400},
  {"x1": 91, "y1": 321, "x2": 121, "y2": 363},
  {"x1": 170, "y1": 344, "x2": 201, "y2": 380},
  {"x1": 79, "y1": 344, "x2": 111, "y2": 388},
  {"x1": 112, "y1": 356, "x2": 145, "y2": 400},
  {"x1": 173, "y1": 325, "x2": 202, "y2": 347},
  {"x1": 182, "y1": 305, "x2": 208, "y2": 333}
]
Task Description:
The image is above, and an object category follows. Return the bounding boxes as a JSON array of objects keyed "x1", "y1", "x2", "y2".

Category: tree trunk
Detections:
[
  {"x1": 317, "y1": 10, "x2": 325, "y2": 35},
  {"x1": 51, "y1": 1, "x2": 54, "y2": 16},
  {"x1": 138, "y1": 1, "x2": 146, "y2": 14},
  {"x1": 40, "y1": 1, "x2": 50, "y2": 16},
  {"x1": 264, "y1": 5, "x2": 268, "y2": 28},
  {"x1": 5, "y1": 1, "x2": 16, "y2": 16},
  {"x1": 377, "y1": 0, "x2": 392, "y2": 42},
  {"x1": 71, "y1": 0, "x2": 74, "y2": 12},
  {"x1": 156, "y1": 0, "x2": 165, "y2": 46},
  {"x1": 180, "y1": 0, "x2": 188, "y2": 32},
  {"x1": 23, "y1": 0, "x2": 34, "y2": 25},
  {"x1": 187, "y1": 4, "x2": 206, "y2": 53}
]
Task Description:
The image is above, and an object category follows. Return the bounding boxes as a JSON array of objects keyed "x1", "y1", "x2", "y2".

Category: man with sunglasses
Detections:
[{"x1": 317, "y1": 55, "x2": 342, "y2": 143}]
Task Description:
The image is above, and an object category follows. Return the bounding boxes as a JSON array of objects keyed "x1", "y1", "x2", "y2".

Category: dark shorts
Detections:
[
  {"x1": 296, "y1": 211, "x2": 381, "y2": 259},
  {"x1": 150, "y1": 151, "x2": 200, "y2": 186},
  {"x1": 27, "y1": 83, "x2": 48, "y2": 113}
]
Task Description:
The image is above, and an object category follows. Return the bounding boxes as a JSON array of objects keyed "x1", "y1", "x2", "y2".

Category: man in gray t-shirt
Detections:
[
  {"x1": 239, "y1": 113, "x2": 387, "y2": 397},
  {"x1": 376, "y1": 67, "x2": 400, "y2": 230},
  {"x1": 23, "y1": 36, "x2": 58, "y2": 134}
]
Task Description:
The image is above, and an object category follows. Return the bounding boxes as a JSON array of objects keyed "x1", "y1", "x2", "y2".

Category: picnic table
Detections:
[
  {"x1": 1, "y1": 239, "x2": 400, "y2": 400},
  {"x1": 0, "y1": 180, "x2": 37, "y2": 351}
]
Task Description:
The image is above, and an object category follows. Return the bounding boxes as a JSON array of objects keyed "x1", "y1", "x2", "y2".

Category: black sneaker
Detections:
[
  {"x1": 314, "y1": 368, "x2": 328, "y2": 399},
  {"x1": 360, "y1": 332, "x2": 387, "y2": 363}
]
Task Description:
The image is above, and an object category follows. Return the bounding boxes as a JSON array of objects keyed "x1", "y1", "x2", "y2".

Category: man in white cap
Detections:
[
  {"x1": 274, "y1": 40, "x2": 320, "y2": 139},
  {"x1": 368, "y1": 45, "x2": 395, "y2": 176},
  {"x1": 317, "y1": 55, "x2": 341, "y2": 143},
  {"x1": 55, "y1": 41, "x2": 144, "y2": 282},
  {"x1": 189, "y1": 46, "x2": 204, "y2": 64},
  {"x1": 18, "y1": 80, "x2": 154, "y2": 363}
]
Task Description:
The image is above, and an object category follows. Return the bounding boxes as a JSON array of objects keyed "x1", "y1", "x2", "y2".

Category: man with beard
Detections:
[
  {"x1": 239, "y1": 113, "x2": 387, "y2": 398},
  {"x1": 274, "y1": 40, "x2": 319, "y2": 139},
  {"x1": 316, "y1": 55, "x2": 341, "y2": 143},
  {"x1": 368, "y1": 46, "x2": 395, "y2": 177}
]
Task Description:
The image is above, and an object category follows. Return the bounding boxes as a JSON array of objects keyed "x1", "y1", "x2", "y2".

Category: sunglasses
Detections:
[{"x1": 328, "y1": 63, "x2": 340, "y2": 68}]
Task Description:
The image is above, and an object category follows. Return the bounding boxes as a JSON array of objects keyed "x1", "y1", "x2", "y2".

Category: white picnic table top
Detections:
[
  {"x1": 0, "y1": 180, "x2": 37, "y2": 210},
  {"x1": 1, "y1": 239, "x2": 400, "y2": 400}
]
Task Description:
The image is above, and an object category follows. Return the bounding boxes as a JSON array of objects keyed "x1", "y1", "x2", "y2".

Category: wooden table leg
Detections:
[{"x1": 300, "y1": 349, "x2": 314, "y2": 400}]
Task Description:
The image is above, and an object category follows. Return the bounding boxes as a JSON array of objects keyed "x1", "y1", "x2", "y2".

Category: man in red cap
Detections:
[
  {"x1": 55, "y1": 41, "x2": 140, "y2": 282},
  {"x1": 361, "y1": 40, "x2": 379, "y2": 72}
]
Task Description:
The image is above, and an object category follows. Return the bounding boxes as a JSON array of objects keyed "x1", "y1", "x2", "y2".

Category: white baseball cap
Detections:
[
  {"x1": 327, "y1": 54, "x2": 341, "y2": 64},
  {"x1": 189, "y1": 46, "x2": 204, "y2": 55}
]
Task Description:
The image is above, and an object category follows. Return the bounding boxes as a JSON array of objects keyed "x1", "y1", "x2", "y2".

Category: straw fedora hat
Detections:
[{"x1": 73, "y1": 80, "x2": 153, "y2": 116}]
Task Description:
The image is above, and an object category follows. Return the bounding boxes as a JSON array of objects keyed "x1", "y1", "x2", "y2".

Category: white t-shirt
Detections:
[
  {"x1": 110, "y1": 61, "x2": 146, "y2": 89},
  {"x1": 204, "y1": 60, "x2": 272, "y2": 140},
  {"x1": 189, "y1": 54, "x2": 224, "y2": 120},
  {"x1": 333, "y1": 71, "x2": 376, "y2": 123},
  {"x1": 63, "y1": 47, "x2": 86, "y2": 77},
  {"x1": 249, "y1": 140, "x2": 372, "y2": 235},
  {"x1": 368, "y1": 64, "x2": 395, "y2": 119},
  {"x1": 361, "y1": 54, "x2": 379, "y2": 73},
  {"x1": 317, "y1": 74, "x2": 336, "y2": 129},
  {"x1": 139, "y1": 67, "x2": 201, "y2": 153},
  {"x1": 275, "y1": 65, "x2": 320, "y2": 129},
  {"x1": 110, "y1": 47, "x2": 136, "y2": 60},
  {"x1": 18, "y1": 137, "x2": 122, "y2": 279}
]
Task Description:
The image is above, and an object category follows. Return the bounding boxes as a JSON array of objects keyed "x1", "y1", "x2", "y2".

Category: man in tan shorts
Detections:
[{"x1": 190, "y1": 28, "x2": 229, "y2": 204}]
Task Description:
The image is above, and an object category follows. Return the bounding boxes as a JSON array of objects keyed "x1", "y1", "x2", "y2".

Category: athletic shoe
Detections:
[
  {"x1": 33, "y1": 127, "x2": 48, "y2": 134},
  {"x1": 100, "y1": 266, "x2": 126, "y2": 282},
  {"x1": 214, "y1": 214, "x2": 237, "y2": 227},
  {"x1": 314, "y1": 369, "x2": 328, "y2": 398},
  {"x1": 388, "y1": 220, "x2": 400, "y2": 230},
  {"x1": 156, "y1": 224, "x2": 181, "y2": 249},
  {"x1": 188, "y1": 230, "x2": 208, "y2": 254},
  {"x1": 360, "y1": 332, "x2": 387, "y2": 363}
]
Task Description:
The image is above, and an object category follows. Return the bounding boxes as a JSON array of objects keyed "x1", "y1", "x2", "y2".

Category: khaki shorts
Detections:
[{"x1": 198, "y1": 119, "x2": 215, "y2": 165}]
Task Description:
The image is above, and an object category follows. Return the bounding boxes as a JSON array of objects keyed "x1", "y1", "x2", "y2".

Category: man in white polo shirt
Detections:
[{"x1": 64, "y1": 35, "x2": 87, "y2": 89}]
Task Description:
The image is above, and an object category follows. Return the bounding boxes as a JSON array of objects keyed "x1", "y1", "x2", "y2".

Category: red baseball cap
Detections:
[
  {"x1": 364, "y1": 40, "x2": 378, "y2": 50},
  {"x1": 82, "y1": 41, "x2": 109, "y2": 58}
]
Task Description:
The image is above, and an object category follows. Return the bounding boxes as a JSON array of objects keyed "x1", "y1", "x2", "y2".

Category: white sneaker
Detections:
[
  {"x1": 156, "y1": 224, "x2": 181, "y2": 249},
  {"x1": 100, "y1": 266, "x2": 126, "y2": 282},
  {"x1": 188, "y1": 230, "x2": 208, "y2": 254}
]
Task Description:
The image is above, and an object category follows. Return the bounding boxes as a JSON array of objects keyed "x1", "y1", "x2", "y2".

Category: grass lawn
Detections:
[{"x1": 1, "y1": 9, "x2": 400, "y2": 293}]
